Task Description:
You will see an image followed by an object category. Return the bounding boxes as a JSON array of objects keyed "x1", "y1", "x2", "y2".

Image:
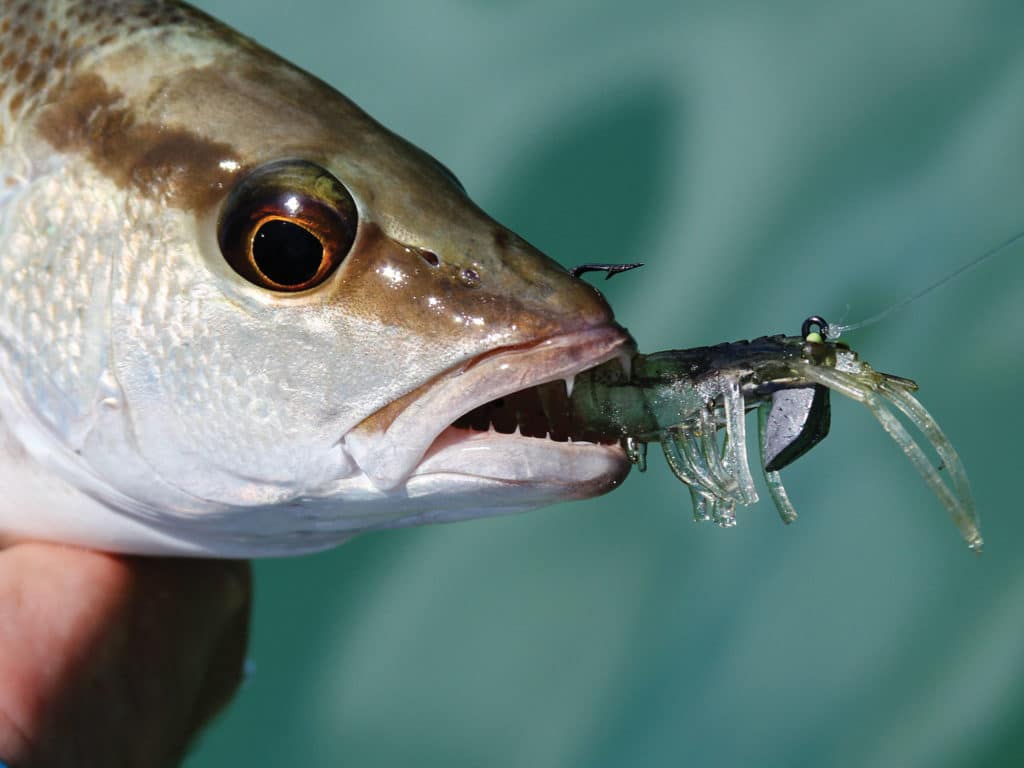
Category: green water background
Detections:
[{"x1": 187, "y1": 1, "x2": 1024, "y2": 765}]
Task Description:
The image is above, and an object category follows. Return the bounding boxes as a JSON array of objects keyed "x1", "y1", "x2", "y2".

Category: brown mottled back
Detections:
[{"x1": 0, "y1": 1, "x2": 222, "y2": 143}]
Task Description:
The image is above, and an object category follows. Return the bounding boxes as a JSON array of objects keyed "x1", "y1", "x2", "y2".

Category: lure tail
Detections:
[{"x1": 799, "y1": 360, "x2": 980, "y2": 551}]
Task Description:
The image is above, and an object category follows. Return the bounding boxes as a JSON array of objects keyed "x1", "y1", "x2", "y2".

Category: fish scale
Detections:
[
  {"x1": 0, "y1": 1, "x2": 205, "y2": 134},
  {"x1": 1, "y1": 161, "x2": 114, "y2": 436}
]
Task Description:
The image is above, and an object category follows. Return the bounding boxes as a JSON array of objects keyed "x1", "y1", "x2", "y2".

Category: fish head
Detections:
[{"x1": 3, "y1": 8, "x2": 632, "y2": 554}]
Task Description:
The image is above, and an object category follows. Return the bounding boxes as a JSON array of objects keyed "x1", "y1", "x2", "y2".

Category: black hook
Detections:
[{"x1": 568, "y1": 262, "x2": 645, "y2": 280}]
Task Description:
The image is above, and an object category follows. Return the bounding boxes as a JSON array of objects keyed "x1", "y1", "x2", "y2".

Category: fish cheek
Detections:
[{"x1": 106, "y1": 209, "x2": 354, "y2": 502}]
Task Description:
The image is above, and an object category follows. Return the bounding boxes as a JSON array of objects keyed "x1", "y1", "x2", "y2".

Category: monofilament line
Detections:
[{"x1": 831, "y1": 227, "x2": 1024, "y2": 338}]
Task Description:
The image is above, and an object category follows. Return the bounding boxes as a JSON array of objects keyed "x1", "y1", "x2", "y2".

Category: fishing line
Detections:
[{"x1": 829, "y1": 226, "x2": 1024, "y2": 338}]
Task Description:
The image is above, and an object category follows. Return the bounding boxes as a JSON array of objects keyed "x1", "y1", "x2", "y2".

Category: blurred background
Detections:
[{"x1": 188, "y1": 1, "x2": 1024, "y2": 765}]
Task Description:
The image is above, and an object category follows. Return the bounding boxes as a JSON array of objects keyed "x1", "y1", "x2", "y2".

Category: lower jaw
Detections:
[{"x1": 413, "y1": 426, "x2": 630, "y2": 491}]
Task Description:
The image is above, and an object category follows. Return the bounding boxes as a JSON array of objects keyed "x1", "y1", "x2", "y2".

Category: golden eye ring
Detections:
[{"x1": 218, "y1": 160, "x2": 358, "y2": 292}]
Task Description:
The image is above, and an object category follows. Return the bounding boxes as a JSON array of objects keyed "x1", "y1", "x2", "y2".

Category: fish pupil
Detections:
[{"x1": 252, "y1": 220, "x2": 324, "y2": 286}]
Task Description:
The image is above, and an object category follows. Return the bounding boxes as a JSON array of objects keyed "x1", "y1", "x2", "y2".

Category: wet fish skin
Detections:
[{"x1": 0, "y1": 1, "x2": 632, "y2": 555}]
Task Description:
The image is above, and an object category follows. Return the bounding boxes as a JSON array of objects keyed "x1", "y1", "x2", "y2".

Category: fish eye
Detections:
[{"x1": 217, "y1": 159, "x2": 358, "y2": 292}]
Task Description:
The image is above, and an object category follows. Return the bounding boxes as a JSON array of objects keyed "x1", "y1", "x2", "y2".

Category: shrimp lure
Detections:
[{"x1": 469, "y1": 317, "x2": 981, "y2": 551}]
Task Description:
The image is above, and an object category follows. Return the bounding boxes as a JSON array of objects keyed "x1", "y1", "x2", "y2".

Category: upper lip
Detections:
[{"x1": 344, "y1": 323, "x2": 634, "y2": 489}]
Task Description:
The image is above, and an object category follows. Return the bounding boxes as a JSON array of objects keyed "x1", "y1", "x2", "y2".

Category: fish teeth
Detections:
[{"x1": 564, "y1": 375, "x2": 575, "y2": 398}]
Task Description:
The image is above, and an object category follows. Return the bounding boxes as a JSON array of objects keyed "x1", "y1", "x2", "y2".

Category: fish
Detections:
[
  {"x1": 0, "y1": 0, "x2": 635, "y2": 556},
  {"x1": 0, "y1": 1, "x2": 981, "y2": 558}
]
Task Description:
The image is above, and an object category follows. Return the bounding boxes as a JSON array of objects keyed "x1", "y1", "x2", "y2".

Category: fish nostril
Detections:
[
  {"x1": 419, "y1": 250, "x2": 440, "y2": 267},
  {"x1": 460, "y1": 267, "x2": 480, "y2": 287}
]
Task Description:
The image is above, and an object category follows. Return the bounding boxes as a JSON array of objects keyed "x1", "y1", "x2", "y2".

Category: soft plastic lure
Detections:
[{"x1": 456, "y1": 316, "x2": 982, "y2": 551}]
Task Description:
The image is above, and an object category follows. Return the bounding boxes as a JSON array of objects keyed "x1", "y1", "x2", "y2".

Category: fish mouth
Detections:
[{"x1": 343, "y1": 323, "x2": 634, "y2": 496}]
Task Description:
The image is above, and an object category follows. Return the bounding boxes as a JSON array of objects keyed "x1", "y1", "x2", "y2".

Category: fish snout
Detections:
[
  {"x1": 334, "y1": 221, "x2": 621, "y2": 347},
  {"x1": 475, "y1": 224, "x2": 618, "y2": 334}
]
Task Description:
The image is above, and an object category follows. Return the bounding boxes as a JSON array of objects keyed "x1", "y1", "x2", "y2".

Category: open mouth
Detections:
[
  {"x1": 344, "y1": 324, "x2": 633, "y2": 491},
  {"x1": 450, "y1": 377, "x2": 621, "y2": 444}
]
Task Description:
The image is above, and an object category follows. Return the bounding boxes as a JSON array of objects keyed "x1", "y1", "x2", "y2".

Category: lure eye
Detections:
[
  {"x1": 801, "y1": 315, "x2": 830, "y2": 342},
  {"x1": 218, "y1": 160, "x2": 358, "y2": 292}
]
